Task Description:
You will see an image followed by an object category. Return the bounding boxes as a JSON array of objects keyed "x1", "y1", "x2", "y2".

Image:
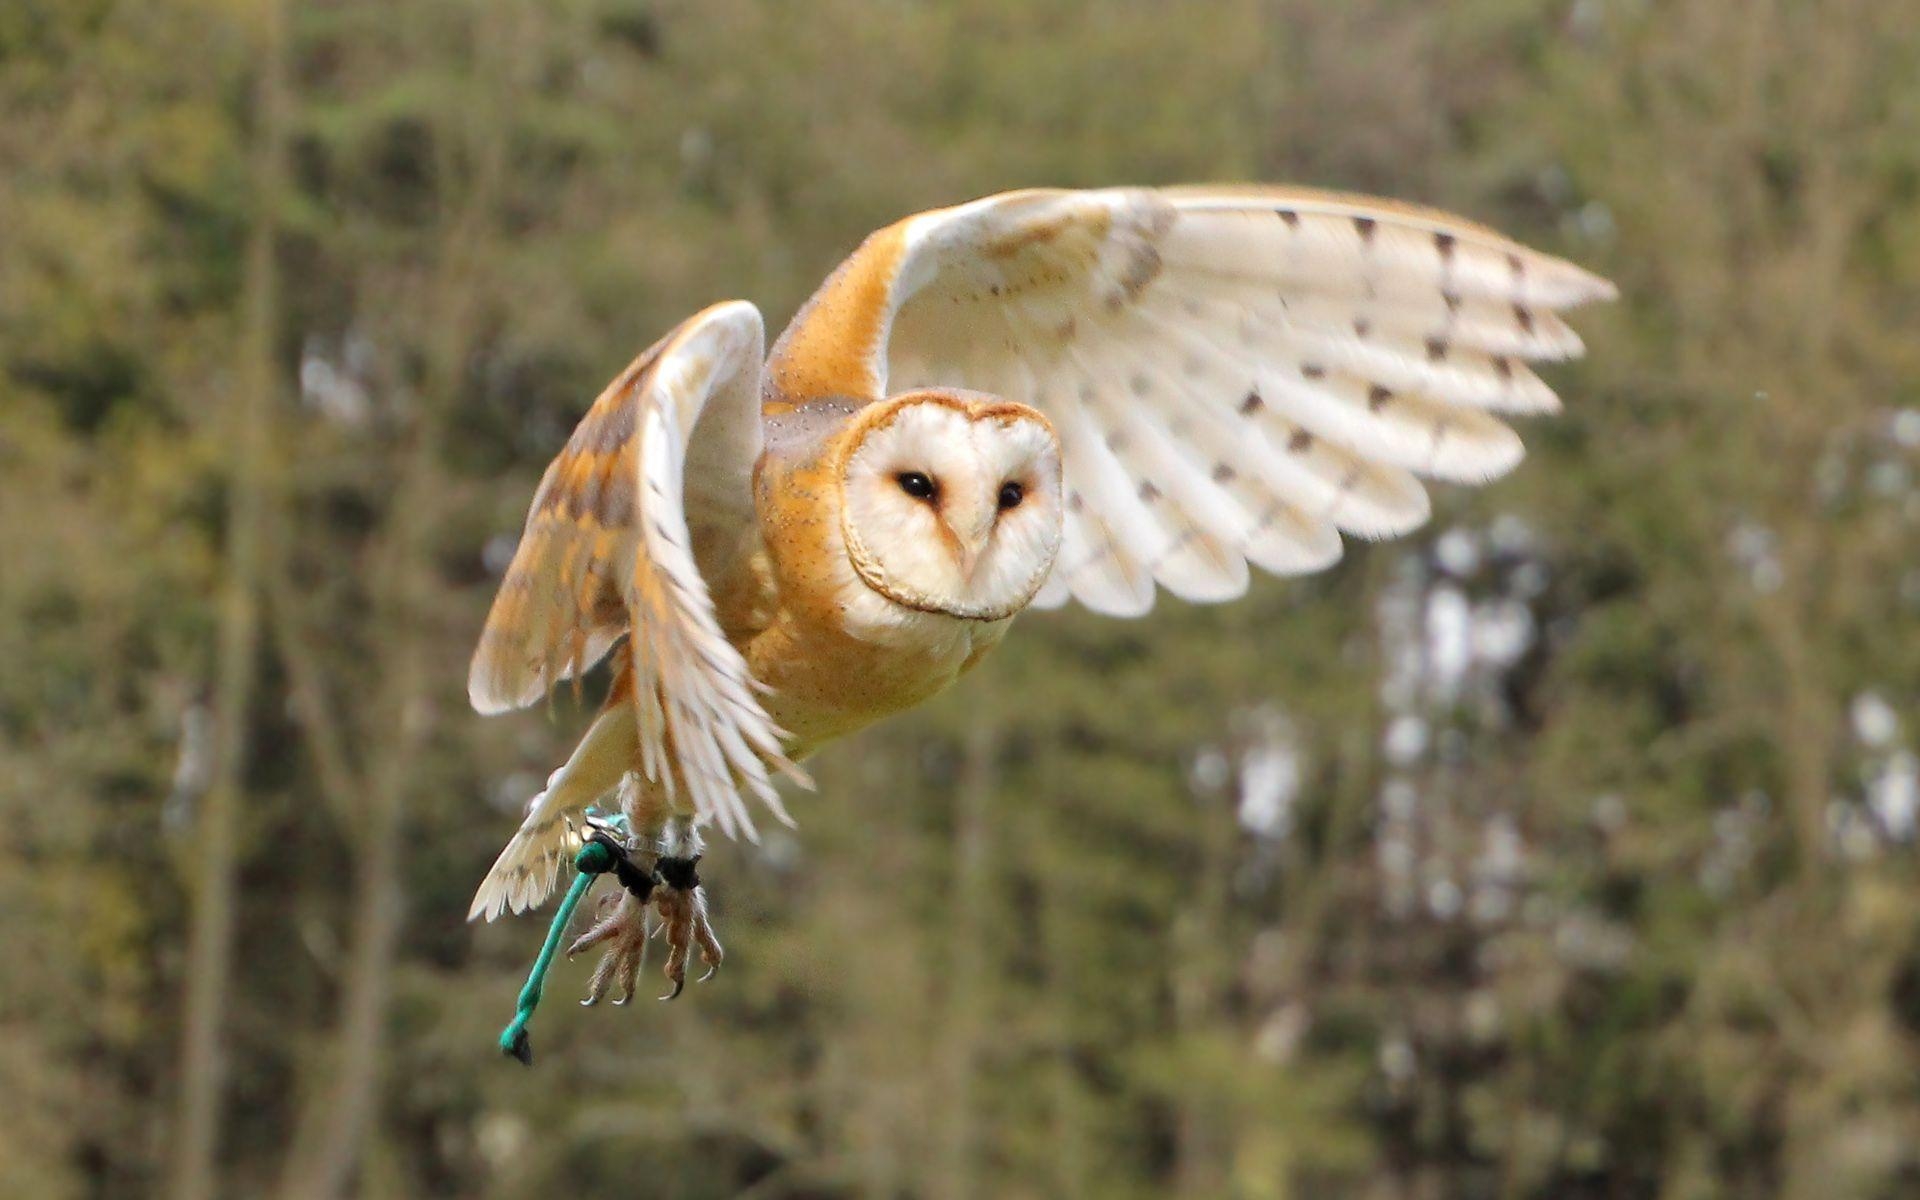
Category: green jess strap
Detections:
[{"x1": 497, "y1": 837, "x2": 618, "y2": 1066}]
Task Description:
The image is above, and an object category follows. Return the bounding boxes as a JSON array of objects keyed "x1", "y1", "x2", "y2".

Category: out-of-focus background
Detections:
[{"x1": 4, "y1": 1, "x2": 1919, "y2": 1197}]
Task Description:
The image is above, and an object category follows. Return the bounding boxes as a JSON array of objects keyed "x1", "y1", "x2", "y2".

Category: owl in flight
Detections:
[{"x1": 468, "y1": 185, "x2": 1615, "y2": 1002}]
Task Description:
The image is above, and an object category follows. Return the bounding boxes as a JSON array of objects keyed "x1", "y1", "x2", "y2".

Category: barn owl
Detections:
[{"x1": 467, "y1": 185, "x2": 1615, "y2": 1002}]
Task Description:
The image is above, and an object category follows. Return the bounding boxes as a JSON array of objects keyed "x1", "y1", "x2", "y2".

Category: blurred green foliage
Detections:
[{"x1": 3, "y1": 0, "x2": 1919, "y2": 1197}]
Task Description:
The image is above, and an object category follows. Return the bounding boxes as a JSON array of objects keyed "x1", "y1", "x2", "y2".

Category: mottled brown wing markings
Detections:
[
  {"x1": 470, "y1": 300, "x2": 795, "y2": 855},
  {"x1": 468, "y1": 336, "x2": 668, "y2": 713}
]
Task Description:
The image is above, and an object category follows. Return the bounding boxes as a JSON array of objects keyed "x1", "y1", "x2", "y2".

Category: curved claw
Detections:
[
  {"x1": 566, "y1": 893, "x2": 629, "y2": 960},
  {"x1": 574, "y1": 893, "x2": 651, "y2": 1007},
  {"x1": 691, "y1": 900, "x2": 724, "y2": 982},
  {"x1": 654, "y1": 886, "x2": 695, "y2": 1001},
  {"x1": 613, "y1": 956, "x2": 639, "y2": 1005},
  {"x1": 580, "y1": 976, "x2": 611, "y2": 1007}
]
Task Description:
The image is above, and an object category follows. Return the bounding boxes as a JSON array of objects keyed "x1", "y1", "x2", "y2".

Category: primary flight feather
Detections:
[{"x1": 467, "y1": 185, "x2": 1615, "y2": 1003}]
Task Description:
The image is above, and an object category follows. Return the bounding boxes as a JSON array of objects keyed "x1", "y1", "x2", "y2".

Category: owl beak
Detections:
[
  {"x1": 956, "y1": 542, "x2": 983, "y2": 579},
  {"x1": 951, "y1": 506, "x2": 997, "y2": 581}
]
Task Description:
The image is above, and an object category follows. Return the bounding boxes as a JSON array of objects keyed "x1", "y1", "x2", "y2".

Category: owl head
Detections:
[{"x1": 837, "y1": 390, "x2": 1063, "y2": 621}]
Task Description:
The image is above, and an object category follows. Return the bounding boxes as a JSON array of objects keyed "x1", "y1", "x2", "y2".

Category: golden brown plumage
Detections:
[{"x1": 466, "y1": 184, "x2": 1615, "y2": 1000}]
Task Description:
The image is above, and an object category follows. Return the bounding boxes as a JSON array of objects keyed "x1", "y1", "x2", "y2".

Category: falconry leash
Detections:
[{"x1": 496, "y1": 810, "x2": 683, "y2": 1066}]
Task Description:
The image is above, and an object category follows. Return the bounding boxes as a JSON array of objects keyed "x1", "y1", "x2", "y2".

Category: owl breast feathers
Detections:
[{"x1": 465, "y1": 184, "x2": 1615, "y2": 920}]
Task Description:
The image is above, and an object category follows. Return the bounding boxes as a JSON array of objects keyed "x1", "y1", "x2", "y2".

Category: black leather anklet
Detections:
[{"x1": 656, "y1": 854, "x2": 701, "y2": 891}]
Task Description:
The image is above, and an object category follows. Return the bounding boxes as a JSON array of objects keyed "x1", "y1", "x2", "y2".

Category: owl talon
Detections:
[
  {"x1": 561, "y1": 825, "x2": 725, "y2": 1011},
  {"x1": 580, "y1": 953, "x2": 613, "y2": 1007},
  {"x1": 573, "y1": 892, "x2": 649, "y2": 1006},
  {"x1": 657, "y1": 891, "x2": 691, "y2": 1000},
  {"x1": 565, "y1": 891, "x2": 628, "y2": 960},
  {"x1": 693, "y1": 902, "x2": 724, "y2": 982},
  {"x1": 651, "y1": 848, "x2": 721, "y2": 1002}
]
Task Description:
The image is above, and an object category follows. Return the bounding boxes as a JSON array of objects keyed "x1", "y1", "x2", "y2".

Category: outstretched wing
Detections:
[
  {"x1": 470, "y1": 300, "x2": 802, "y2": 842},
  {"x1": 765, "y1": 186, "x2": 1616, "y2": 616}
]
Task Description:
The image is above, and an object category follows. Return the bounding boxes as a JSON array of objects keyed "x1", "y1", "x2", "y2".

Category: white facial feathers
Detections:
[{"x1": 839, "y1": 394, "x2": 1063, "y2": 622}]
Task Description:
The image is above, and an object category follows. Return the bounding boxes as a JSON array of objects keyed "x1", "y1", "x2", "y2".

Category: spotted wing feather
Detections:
[{"x1": 767, "y1": 186, "x2": 1615, "y2": 616}]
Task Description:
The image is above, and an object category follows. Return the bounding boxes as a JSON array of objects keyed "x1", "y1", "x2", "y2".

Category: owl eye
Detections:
[
  {"x1": 997, "y1": 481, "x2": 1025, "y2": 510},
  {"x1": 896, "y1": 471, "x2": 937, "y2": 501}
]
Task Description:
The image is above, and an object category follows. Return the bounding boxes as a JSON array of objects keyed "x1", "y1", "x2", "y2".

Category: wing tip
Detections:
[
  {"x1": 775, "y1": 757, "x2": 815, "y2": 793},
  {"x1": 467, "y1": 682, "x2": 517, "y2": 717},
  {"x1": 468, "y1": 876, "x2": 512, "y2": 923},
  {"x1": 1074, "y1": 582, "x2": 1158, "y2": 619},
  {"x1": 1432, "y1": 427, "x2": 1526, "y2": 486},
  {"x1": 1568, "y1": 272, "x2": 1619, "y2": 309},
  {"x1": 1339, "y1": 486, "x2": 1433, "y2": 542},
  {"x1": 467, "y1": 638, "x2": 545, "y2": 714}
]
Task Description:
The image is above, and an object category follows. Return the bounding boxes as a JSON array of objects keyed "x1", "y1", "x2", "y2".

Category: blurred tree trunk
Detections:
[
  {"x1": 276, "y1": 7, "x2": 511, "y2": 1193},
  {"x1": 1172, "y1": 769, "x2": 1235, "y2": 1199},
  {"x1": 276, "y1": 169, "x2": 495, "y2": 1200},
  {"x1": 1039, "y1": 870, "x2": 1091, "y2": 1200},
  {"x1": 274, "y1": 482, "x2": 425, "y2": 1200},
  {"x1": 168, "y1": 0, "x2": 286, "y2": 1195},
  {"x1": 934, "y1": 721, "x2": 998, "y2": 1200}
]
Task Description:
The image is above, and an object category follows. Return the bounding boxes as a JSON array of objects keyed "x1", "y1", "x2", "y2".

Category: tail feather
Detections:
[{"x1": 469, "y1": 703, "x2": 637, "y2": 922}]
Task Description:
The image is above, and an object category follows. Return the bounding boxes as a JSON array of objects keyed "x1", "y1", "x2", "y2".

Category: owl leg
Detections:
[
  {"x1": 652, "y1": 814, "x2": 723, "y2": 1000},
  {"x1": 564, "y1": 775, "x2": 668, "y2": 1006},
  {"x1": 564, "y1": 782, "x2": 724, "y2": 1004}
]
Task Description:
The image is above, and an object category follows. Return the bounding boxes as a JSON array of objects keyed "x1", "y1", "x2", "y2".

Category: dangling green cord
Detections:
[{"x1": 498, "y1": 837, "x2": 618, "y2": 1066}]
